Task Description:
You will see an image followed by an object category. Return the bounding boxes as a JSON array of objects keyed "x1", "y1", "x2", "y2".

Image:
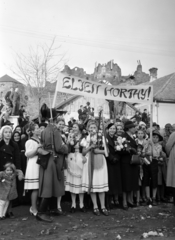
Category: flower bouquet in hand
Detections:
[
  {"x1": 114, "y1": 136, "x2": 130, "y2": 152},
  {"x1": 68, "y1": 133, "x2": 77, "y2": 146},
  {"x1": 158, "y1": 151, "x2": 165, "y2": 165},
  {"x1": 97, "y1": 130, "x2": 104, "y2": 149},
  {"x1": 141, "y1": 147, "x2": 151, "y2": 165},
  {"x1": 90, "y1": 129, "x2": 98, "y2": 148}
]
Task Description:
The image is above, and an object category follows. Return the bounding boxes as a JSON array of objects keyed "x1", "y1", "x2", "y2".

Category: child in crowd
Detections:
[
  {"x1": 143, "y1": 130, "x2": 164, "y2": 206},
  {"x1": 135, "y1": 144, "x2": 144, "y2": 206},
  {"x1": 0, "y1": 163, "x2": 23, "y2": 220},
  {"x1": 135, "y1": 129, "x2": 148, "y2": 204}
]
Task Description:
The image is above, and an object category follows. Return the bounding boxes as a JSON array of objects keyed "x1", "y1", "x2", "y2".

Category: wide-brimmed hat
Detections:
[
  {"x1": 124, "y1": 121, "x2": 135, "y2": 131},
  {"x1": 152, "y1": 130, "x2": 163, "y2": 141},
  {"x1": 165, "y1": 123, "x2": 172, "y2": 129},
  {"x1": 153, "y1": 122, "x2": 158, "y2": 127}
]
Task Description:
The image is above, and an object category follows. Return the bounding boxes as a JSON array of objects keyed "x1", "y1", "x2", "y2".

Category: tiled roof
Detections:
[
  {"x1": 0, "y1": 74, "x2": 22, "y2": 84},
  {"x1": 143, "y1": 73, "x2": 175, "y2": 102}
]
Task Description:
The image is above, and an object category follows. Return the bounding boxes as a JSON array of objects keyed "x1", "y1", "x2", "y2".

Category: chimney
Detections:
[{"x1": 149, "y1": 68, "x2": 158, "y2": 82}]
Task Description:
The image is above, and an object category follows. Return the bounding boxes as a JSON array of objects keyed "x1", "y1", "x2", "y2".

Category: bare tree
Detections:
[{"x1": 12, "y1": 37, "x2": 67, "y2": 122}]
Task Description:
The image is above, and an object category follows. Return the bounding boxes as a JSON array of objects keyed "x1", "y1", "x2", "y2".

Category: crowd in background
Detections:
[{"x1": 0, "y1": 101, "x2": 175, "y2": 223}]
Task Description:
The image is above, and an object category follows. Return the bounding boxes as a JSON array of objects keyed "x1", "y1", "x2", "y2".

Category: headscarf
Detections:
[
  {"x1": 0, "y1": 125, "x2": 12, "y2": 140},
  {"x1": 12, "y1": 131, "x2": 21, "y2": 146}
]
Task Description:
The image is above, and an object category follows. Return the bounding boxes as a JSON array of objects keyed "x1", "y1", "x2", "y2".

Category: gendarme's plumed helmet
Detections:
[{"x1": 40, "y1": 103, "x2": 58, "y2": 120}]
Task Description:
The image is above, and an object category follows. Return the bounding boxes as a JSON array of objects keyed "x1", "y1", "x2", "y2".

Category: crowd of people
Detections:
[{"x1": 0, "y1": 102, "x2": 175, "y2": 224}]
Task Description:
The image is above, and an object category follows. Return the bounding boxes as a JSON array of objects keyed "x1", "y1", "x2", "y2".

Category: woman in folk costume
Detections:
[
  {"x1": 166, "y1": 131, "x2": 175, "y2": 206},
  {"x1": 81, "y1": 120, "x2": 109, "y2": 216},
  {"x1": 36, "y1": 104, "x2": 68, "y2": 223},
  {"x1": 120, "y1": 121, "x2": 139, "y2": 210},
  {"x1": 24, "y1": 122, "x2": 41, "y2": 216},
  {"x1": 65, "y1": 123, "x2": 86, "y2": 213}
]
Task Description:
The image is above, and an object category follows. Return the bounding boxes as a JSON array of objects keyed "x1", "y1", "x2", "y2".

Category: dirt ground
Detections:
[{"x1": 0, "y1": 202, "x2": 175, "y2": 240}]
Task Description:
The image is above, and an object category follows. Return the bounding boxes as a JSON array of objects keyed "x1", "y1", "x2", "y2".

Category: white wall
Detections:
[
  {"x1": 132, "y1": 102, "x2": 175, "y2": 128},
  {"x1": 153, "y1": 103, "x2": 175, "y2": 128},
  {"x1": 62, "y1": 96, "x2": 110, "y2": 124}
]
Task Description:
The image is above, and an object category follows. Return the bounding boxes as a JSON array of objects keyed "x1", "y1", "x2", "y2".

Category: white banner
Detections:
[{"x1": 53, "y1": 72, "x2": 153, "y2": 107}]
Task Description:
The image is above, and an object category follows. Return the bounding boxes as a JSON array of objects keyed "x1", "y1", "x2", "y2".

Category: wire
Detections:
[{"x1": 1, "y1": 25, "x2": 175, "y2": 57}]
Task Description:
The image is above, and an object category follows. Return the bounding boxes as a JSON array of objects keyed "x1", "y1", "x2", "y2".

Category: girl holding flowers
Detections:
[
  {"x1": 81, "y1": 120, "x2": 109, "y2": 216},
  {"x1": 65, "y1": 123, "x2": 86, "y2": 213}
]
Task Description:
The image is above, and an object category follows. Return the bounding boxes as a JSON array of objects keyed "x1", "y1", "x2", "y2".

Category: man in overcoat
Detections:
[{"x1": 37, "y1": 107, "x2": 68, "y2": 222}]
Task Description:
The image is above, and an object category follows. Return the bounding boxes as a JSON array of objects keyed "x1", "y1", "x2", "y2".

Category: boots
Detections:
[
  {"x1": 36, "y1": 198, "x2": 52, "y2": 223},
  {"x1": 106, "y1": 195, "x2": 111, "y2": 211}
]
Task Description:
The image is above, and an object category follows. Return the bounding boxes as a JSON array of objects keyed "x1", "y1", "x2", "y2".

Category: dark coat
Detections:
[
  {"x1": 142, "y1": 112, "x2": 148, "y2": 124},
  {"x1": 78, "y1": 109, "x2": 83, "y2": 119},
  {"x1": 120, "y1": 133, "x2": 139, "y2": 192},
  {"x1": 106, "y1": 134, "x2": 122, "y2": 195},
  {"x1": 0, "y1": 140, "x2": 21, "y2": 171},
  {"x1": 39, "y1": 124, "x2": 68, "y2": 198},
  {"x1": 18, "y1": 117, "x2": 29, "y2": 128},
  {"x1": 16, "y1": 139, "x2": 27, "y2": 201},
  {"x1": 12, "y1": 92, "x2": 20, "y2": 116},
  {"x1": 5, "y1": 91, "x2": 12, "y2": 104},
  {"x1": 0, "y1": 103, "x2": 4, "y2": 113},
  {"x1": 0, "y1": 171, "x2": 18, "y2": 200}
]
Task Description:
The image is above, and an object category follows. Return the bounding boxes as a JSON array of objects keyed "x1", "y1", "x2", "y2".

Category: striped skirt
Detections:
[
  {"x1": 82, "y1": 153, "x2": 109, "y2": 193},
  {"x1": 24, "y1": 156, "x2": 40, "y2": 190}
]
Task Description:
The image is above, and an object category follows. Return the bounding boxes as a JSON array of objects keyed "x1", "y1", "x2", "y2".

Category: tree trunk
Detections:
[{"x1": 38, "y1": 97, "x2": 41, "y2": 123}]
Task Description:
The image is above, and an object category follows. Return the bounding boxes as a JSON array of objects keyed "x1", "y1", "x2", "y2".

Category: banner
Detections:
[{"x1": 53, "y1": 72, "x2": 153, "y2": 107}]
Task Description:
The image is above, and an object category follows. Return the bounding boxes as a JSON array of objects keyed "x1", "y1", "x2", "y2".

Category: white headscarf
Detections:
[{"x1": 0, "y1": 125, "x2": 12, "y2": 140}]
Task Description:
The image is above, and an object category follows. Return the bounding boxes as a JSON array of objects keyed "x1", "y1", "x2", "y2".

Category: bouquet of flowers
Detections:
[
  {"x1": 90, "y1": 129, "x2": 97, "y2": 145},
  {"x1": 89, "y1": 129, "x2": 104, "y2": 149},
  {"x1": 97, "y1": 130, "x2": 104, "y2": 149},
  {"x1": 114, "y1": 136, "x2": 130, "y2": 151},
  {"x1": 68, "y1": 133, "x2": 81, "y2": 146},
  {"x1": 68, "y1": 133, "x2": 76, "y2": 145}
]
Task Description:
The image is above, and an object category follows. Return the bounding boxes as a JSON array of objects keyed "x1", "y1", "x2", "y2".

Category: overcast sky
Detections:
[{"x1": 0, "y1": 0, "x2": 175, "y2": 80}]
